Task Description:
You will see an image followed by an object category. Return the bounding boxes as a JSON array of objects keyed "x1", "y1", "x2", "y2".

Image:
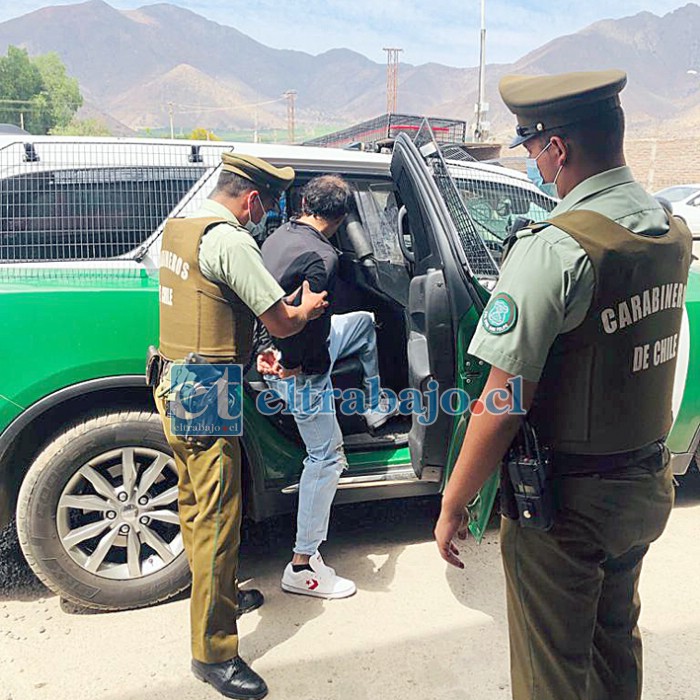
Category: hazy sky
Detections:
[{"x1": 0, "y1": 0, "x2": 693, "y2": 67}]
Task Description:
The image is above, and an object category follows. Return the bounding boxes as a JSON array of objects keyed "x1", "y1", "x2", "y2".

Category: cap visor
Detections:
[{"x1": 509, "y1": 133, "x2": 533, "y2": 149}]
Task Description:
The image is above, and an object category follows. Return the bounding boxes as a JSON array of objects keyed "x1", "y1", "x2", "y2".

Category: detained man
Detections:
[{"x1": 256, "y1": 175, "x2": 398, "y2": 598}]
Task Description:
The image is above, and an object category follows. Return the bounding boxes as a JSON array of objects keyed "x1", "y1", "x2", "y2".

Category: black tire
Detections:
[{"x1": 16, "y1": 410, "x2": 190, "y2": 611}]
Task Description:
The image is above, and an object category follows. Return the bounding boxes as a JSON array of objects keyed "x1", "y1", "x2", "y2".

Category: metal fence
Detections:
[
  {"x1": 0, "y1": 140, "x2": 227, "y2": 262},
  {"x1": 304, "y1": 113, "x2": 467, "y2": 150}
]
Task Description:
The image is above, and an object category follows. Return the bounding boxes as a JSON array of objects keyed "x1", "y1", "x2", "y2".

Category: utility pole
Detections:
[
  {"x1": 167, "y1": 101, "x2": 175, "y2": 139},
  {"x1": 284, "y1": 90, "x2": 297, "y2": 144},
  {"x1": 383, "y1": 47, "x2": 403, "y2": 114},
  {"x1": 473, "y1": 0, "x2": 489, "y2": 142}
]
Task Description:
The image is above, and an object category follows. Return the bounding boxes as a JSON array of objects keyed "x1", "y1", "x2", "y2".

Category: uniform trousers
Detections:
[
  {"x1": 154, "y1": 384, "x2": 241, "y2": 664},
  {"x1": 501, "y1": 449, "x2": 674, "y2": 700}
]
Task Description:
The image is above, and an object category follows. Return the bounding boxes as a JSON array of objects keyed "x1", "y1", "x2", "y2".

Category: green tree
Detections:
[
  {"x1": 50, "y1": 117, "x2": 111, "y2": 137},
  {"x1": 0, "y1": 46, "x2": 44, "y2": 131},
  {"x1": 33, "y1": 52, "x2": 82, "y2": 130},
  {"x1": 187, "y1": 127, "x2": 221, "y2": 141},
  {"x1": 0, "y1": 46, "x2": 82, "y2": 134}
]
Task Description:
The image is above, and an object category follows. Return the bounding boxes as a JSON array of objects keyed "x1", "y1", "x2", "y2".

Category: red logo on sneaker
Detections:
[{"x1": 306, "y1": 578, "x2": 319, "y2": 590}]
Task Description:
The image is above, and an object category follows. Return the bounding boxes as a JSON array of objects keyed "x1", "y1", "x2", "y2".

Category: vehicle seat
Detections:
[
  {"x1": 329, "y1": 356, "x2": 368, "y2": 435},
  {"x1": 245, "y1": 355, "x2": 369, "y2": 439}
]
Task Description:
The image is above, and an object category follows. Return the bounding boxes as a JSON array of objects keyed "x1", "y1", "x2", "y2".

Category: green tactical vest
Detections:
[
  {"x1": 158, "y1": 216, "x2": 255, "y2": 364},
  {"x1": 520, "y1": 210, "x2": 692, "y2": 455}
]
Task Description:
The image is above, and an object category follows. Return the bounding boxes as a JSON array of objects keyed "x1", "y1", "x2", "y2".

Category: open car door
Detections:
[{"x1": 390, "y1": 130, "x2": 500, "y2": 542}]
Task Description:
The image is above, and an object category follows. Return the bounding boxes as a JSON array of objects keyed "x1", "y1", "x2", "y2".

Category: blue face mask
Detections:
[
  {"x1": 525, "y1": 141, "x2": 561, "y2": 199},
  {"x1": 244, "y1": 193, "x2": 268, "y2": 239}
]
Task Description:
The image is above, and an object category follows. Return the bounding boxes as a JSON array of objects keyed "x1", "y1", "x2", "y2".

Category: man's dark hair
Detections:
[
  {"x1": 301, "y1": 175, "x2": 352, "y2": 220},
  {"x1": 541, "y1": 106, "x2": 626, "y2": 165},
  {"x1": 213, "y1": 171, "x2": 256, "y2": 198}
]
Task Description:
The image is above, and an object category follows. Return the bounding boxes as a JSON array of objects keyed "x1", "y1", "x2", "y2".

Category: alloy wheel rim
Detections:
[{"x1": 56, "y1": 447, "x2": 183, "y2": 580}]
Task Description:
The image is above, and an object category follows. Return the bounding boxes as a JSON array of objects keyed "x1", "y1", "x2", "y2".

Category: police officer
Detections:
[
  {"x1": 153, "y1": 152, "x2": 328, "y2": 700},
  {"x1": 435, "y1": 70, "x2": 691, "y2": 700}
]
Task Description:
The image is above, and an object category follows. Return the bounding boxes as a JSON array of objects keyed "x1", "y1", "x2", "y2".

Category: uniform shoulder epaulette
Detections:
[{"x1": 526, "y1": 221, "x2": 552, "y2": 234}]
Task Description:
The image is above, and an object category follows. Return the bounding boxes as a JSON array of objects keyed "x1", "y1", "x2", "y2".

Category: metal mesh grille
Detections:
[
  {"x1": 407, "y1": 123, "x2": 557, "y2": 273},
  {"x1": 430, "y1": 156, "x2": 500, "y2": 277},
  {"x1": 449, "y1": 161, "x2": 556, "y2": 253},
  {"x1": 439, "y1": 144, "x2": 478, "y2": 162},
  {"x1": 410, "y1": 119, "x2": 499, "y2": 278},
  {"x1": 0, "y1": 140, "x2": 222, "y2": 262},
  {"x1": 303, "y1": 113, "x2": 467, "y2": 149}
]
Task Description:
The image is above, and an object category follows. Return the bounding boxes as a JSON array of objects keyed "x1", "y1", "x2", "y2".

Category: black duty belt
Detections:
[
  {"x1": 155, "y1": 355, "x2": 237, "y2": 388},
  {"x1": 551, "y1": 441, "x2": 666, "y2": 476}
]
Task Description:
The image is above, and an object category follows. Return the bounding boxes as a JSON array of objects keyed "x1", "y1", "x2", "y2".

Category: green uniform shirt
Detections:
[
  {"x1": 468, "y1": 166, "x2": 669, "y2": 382},
  {"x1": 192, "y1": 199, "x2": 285, "y2": 317}
]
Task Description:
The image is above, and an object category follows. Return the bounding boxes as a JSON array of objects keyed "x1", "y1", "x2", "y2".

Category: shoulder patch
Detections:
[{"x1": 482, "y1": 292, "x2": 518, "y2": 335}]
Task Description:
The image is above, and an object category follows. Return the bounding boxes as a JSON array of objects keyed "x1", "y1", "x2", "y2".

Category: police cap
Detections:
[
  {"x1": 221, "y1": 151, "x2": 295, "y2": 198},
  {"x1": 499, "y1": 69, "x2": 627, "y2": 148}
]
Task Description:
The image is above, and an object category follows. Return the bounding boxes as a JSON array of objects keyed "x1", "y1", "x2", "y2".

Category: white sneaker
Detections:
[
  {"x1": 281, "y1": 552, "x2": 356, "y2": 599},
  {"x1": 362, "y1": 392, "x2": 400, "y2": 432}
]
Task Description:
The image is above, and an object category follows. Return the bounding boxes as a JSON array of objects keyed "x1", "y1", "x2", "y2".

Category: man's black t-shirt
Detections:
[{"x1": 260, "y1": 219, "x2": 338, "y2": 375}]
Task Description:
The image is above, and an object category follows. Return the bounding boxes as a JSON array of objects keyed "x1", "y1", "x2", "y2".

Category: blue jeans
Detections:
[{"x1": 265, "y1": 311, "x2": 380, "y2": 555}]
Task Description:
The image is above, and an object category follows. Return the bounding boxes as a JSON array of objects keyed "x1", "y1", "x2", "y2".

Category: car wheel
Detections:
[{"x1": 17, "y1": 410, "x2": 190, "y2": 610}]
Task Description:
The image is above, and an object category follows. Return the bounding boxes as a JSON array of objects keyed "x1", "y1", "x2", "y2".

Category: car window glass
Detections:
[
  {"x1": 657, "y1": 186, "x2": 700, "y2": 203},
  {"x1": 0, "y1": 166, "x2": 205, "y2": 261},
  {"x1": 354, "y1": 183, "x2": 406, "y2": 265}
]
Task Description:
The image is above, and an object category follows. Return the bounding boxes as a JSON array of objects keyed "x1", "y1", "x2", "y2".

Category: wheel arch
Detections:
[
  {"x1": 1, "y1": 374, "x2": 261, "y2": 530},
  {"x1": 0, "y1": 376, "x2": 152, "y2": 525}
]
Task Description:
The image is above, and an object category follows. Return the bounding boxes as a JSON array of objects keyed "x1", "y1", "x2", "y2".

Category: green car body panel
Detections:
[
  {"x1": 0, "y1": 265, "x2": 415, "y2": 530},
  {"x1": 445, "y1": 308, "x2": 496, "y2": 543},
  {"x1": 0, "y1": 268, "x2": 159, "y2": 430},
  {"x1": 2, "y1": 263, "x2": 699, "y2": 532},
  {"x1": 665, "y1": 267, "x2": 700, "y2": 456}
]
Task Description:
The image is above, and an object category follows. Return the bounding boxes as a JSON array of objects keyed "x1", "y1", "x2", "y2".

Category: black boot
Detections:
[
  {"x1": 237, "y1": 588, "x2": 264, "y2": 617},
  {"x1": 192, "y1": 656, "x2": 268, "y2": 700}
]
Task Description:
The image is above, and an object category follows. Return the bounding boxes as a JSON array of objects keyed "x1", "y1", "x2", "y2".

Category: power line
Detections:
[{"x1": 169, "y1": 96, "x2": 286, "y2": 115}]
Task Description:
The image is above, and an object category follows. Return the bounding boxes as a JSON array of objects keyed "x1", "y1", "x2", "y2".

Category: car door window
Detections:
[{"x1": 354, "y1": 182, "x2": 406, "y2": 265}]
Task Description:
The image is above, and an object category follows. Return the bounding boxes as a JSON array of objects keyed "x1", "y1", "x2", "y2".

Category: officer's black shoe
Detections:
[
  {"x1": 237, "y1": 588, "x2": 264, "y2": 617},
  {"x1": 192, "y1": 656, "x2": 268, "y2": 700}
]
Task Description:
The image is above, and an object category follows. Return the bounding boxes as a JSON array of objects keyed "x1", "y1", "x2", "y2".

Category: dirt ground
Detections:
[{"x1": 1, "y1": 474, "x2": 699, "y2": 700}]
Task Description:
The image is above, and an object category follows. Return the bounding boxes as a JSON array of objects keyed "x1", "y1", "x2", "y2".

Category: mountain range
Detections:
[{"x1": 1, "y1": 0, "x2": 700, "y2": 140}]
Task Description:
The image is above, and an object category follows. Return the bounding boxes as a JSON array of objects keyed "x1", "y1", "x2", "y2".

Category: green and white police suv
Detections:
[{"x1": 0, "y1": 133, "x2": 697, "y2": 610}]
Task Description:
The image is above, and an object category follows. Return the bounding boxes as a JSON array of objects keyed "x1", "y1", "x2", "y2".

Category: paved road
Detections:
[{"x1": 1, "y1": 474, "x2": 699, "y2": 700}]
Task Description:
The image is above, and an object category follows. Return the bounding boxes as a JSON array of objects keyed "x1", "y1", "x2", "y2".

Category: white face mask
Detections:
[{"x1": 244, "y1": 193, "x2": 267, "y2": 239}]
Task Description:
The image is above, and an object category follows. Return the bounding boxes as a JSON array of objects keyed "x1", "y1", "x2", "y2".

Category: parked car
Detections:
[
  {"x1": 654, "y1": 185, "x2": 700, "y2": 260},
  {"x1": 654, "y1": 184, "x2": 700, "y2": 231},
  {"x1": 1, "y1": 134, "x2": 698, "y2": 611}
]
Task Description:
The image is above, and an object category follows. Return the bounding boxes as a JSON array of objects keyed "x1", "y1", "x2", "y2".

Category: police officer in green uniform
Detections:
[
  {"x1": 435, "y1": 71, "x2": 692, "y2": 700},
  {"x1": 153, "y1": 152, "x2": 328, "y2": 700}
]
